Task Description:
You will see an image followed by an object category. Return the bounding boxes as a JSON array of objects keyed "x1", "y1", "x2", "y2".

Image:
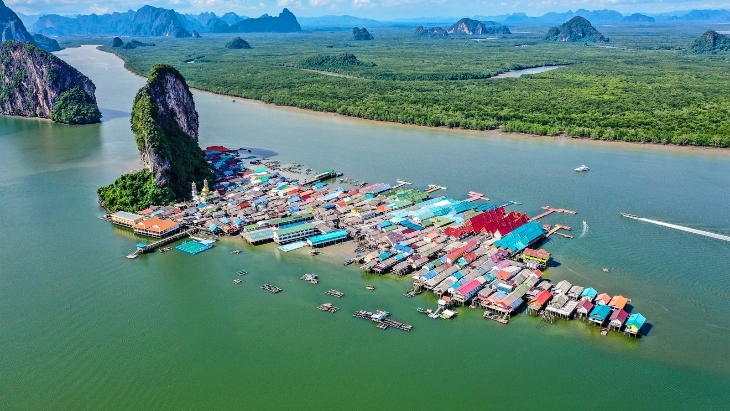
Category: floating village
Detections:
[{"x1": 104, "y1": 145, "x2": 647, "y2": 337}]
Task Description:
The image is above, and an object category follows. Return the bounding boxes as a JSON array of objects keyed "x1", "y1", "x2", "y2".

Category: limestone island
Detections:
[{"x1": 97, "y1": 64, "x2": 213, "y2": 212}]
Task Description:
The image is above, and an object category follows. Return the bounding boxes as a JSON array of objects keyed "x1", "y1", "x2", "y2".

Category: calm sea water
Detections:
[{"x1": 1, "y1": 46, "x2": 729, "y2": 410}]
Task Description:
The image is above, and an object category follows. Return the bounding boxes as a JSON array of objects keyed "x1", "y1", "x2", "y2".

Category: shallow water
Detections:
[
  {"x1": 491, "y1": 65, "x2": 564, "y2": 78},
  {"x1": 0, "y1": 45, "x2": 729, "y2": 410}
]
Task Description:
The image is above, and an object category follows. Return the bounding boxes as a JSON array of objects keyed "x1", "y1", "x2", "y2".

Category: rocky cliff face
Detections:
[
  {"x1": 0, "y1": 41, "x2": 100, "y2": 123},
  {"x1": 132, "y1": 64, "x2": 210, "y2": 197},
  {"x1": 447, "y1": 18, "x2": 510, "y2": 35}
]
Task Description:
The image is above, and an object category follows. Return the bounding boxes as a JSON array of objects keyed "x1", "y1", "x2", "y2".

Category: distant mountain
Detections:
[
  {"x1": 545, "y1": 16, "x2": 608, "y2": 42},
  {"x1": 32, "y1": 33, "x2": 61, "y2": 52},
  {"x1": 622, "y1": 13, "x2": 655, "y2": 23},
  {"x1": 0, "y1": 0, "x2": 63, "y2": 51},
  {"x1": 677, "y1": 10, "x2": 730, "y2": 21},
  {"x1": 447, "y1": 18, "x2": 510, "y2": 35},
  {"x1": 298, "y1": 15, "x2": 380, "y2": 29},
  {"x1": 352, "y1": 27, "x2": 373, "y2": 40},
  {"x1": 688, "y1": 30, "x2": 730, "y2": 54},
  {"x1": 574, "y1": 9, "x2": 623, "y2": 23},
  {"x1": 220, "y1": 12, "x2": 246, "y2": 26},
  {"x1": 228, "y1": 9, "x2": 300, "y2": 32},
  {"x1": 0, "y1": 0, "x2": 34, "y2": 43},
  {"x1": 32, "y1": 6, "x2": 191, "y2": 37},
  {"x1": 16, "y1": 12, "x2": 39, "y2": 28},
  {"x1": 414, "y1": 26, "x2": 448, "y2": 38}
]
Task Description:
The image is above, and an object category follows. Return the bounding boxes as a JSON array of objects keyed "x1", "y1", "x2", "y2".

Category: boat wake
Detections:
[
  {"x1": 637, "y1": 217, "x2": 730, "y2": 243},
  {"x1": 579, "y1": 220, "x2": 588, "y2": 238}
]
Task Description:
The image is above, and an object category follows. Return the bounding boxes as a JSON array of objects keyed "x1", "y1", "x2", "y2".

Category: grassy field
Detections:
[{"x1": 68, "y1": 23, "x2": 730, "y2": 146}]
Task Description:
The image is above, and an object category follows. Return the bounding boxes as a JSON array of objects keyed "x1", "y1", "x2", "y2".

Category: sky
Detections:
[{"x1": 8, "y1": 0, "x2": 728, "y2": 19}]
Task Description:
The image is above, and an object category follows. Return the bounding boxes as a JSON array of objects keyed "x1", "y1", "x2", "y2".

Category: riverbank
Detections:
[{"x1": 94, "y1": 30, "x2": 730, "y2": 147}]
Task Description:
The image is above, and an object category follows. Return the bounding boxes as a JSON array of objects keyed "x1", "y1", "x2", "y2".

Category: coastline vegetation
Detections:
[{"x1": 93, "y1": 25, "x2": 730, "y2": 147}]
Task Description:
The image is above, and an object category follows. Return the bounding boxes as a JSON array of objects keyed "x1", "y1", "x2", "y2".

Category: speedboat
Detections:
[
  {"x1": 575, "y1": 165, "x2": 590, "y2": 172},
  {"x1": 621, "y1": 213, "x2": 639, "y2": 219}
]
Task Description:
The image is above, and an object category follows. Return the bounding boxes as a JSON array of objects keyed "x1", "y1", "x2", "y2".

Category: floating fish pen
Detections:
[
  {"x1": 237, "y1": 269, "x2": 248, "y2": 276},
  {"x1": 261, "y1": 284, "x2": 282, "y2": 293},
  {"x1": 326, "y1": 289, "x2": 344, "y2": 298},
  {"x1": 352, "y1": 310, "x2": 413, "y2": 331},
  {"x1": 318, "y1": 303, "x2": 339, "y2": 313},
  {"x1": 175, "y1": 240, "x2": 214, "y2": 255}
]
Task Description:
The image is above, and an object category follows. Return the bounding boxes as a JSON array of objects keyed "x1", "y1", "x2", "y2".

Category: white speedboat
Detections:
[{"x1": 575, "y1": 165, "x2": 590, "y2": 172}]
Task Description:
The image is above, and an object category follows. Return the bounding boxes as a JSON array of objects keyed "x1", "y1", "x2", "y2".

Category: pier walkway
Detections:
[
  {"x1": 546, "y1": 224, "x2": 573, "y2": 238},
  {"x1": 131, "y1": 227, "x2": 200, "y2": 257},
  {"x1": 531, "y1": 206, "x2": 578, "y2": 221}
]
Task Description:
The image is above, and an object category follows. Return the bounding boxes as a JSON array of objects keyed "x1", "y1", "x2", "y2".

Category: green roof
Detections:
[{"x1": 275, "y1": 223, "x2": 315, "y2": 236}]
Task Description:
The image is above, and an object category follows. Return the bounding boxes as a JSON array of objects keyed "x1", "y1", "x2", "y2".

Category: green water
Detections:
[{"x1": 1, "y1": 46, "x2": 729, "y2": 410}]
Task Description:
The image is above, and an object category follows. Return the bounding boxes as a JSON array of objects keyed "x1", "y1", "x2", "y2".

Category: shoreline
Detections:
[
  {"x1": 193, "y1": 86, "x2": 730, "y2": 156},
  {"x1": 91, "y1": 46, "x2": 730, "y2": 155}
]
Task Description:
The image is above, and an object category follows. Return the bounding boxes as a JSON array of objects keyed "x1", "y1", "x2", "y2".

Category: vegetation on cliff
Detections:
[
  {"x1": 0, "y1": 41, "x2": 100, "y2": 124},
  {"x1": 98, "y1": 64, "x2": 213, "y2": 213},
  {"x1": 414, "y1": 26, "x2": 448, "y2": 38},
  {"x1": 688, "y1": 30, "x2": 730, "y2": 54},
  {"x1": 225, "y1": 37, "x2": 251, "y2": 49},
  {"x1": 97, "y1": 169, "x2": 173, "y2": 213},
  {"x1": 545, "y1": 17, "x2": 608, "y2": 42},
  {"x1": 448, "y1": 18, "x2": 510, "y2": 35},
  {"x1": 50, "y1": 85, "x2": 102, "y2": 124}
]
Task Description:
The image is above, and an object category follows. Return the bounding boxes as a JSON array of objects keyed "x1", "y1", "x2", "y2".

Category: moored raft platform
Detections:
[
  {"x1": 326, "y1": 289, "x2": 345, "y2": 298},
  {"x1": 261, "y1": 284, "x2": 282, "y2": 293},
  {"x1": 318, "y1": 303, "x2": 339, "y2": 313},
  {"x1": 352, "y1": 310, "x2": 413, "y2": 331}
]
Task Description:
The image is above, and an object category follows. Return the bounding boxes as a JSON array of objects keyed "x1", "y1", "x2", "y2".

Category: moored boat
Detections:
[{"x1": 575, "y1": 165, "x2": 590, "y2": 172}]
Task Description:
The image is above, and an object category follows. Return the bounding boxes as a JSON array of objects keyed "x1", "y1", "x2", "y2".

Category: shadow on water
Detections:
[
  {"x1": 100, "y1": 108, "x2": 131, "y2": 122},
  {"x1": 641, "y1": 323, "x2": 654, "y2": 337}
]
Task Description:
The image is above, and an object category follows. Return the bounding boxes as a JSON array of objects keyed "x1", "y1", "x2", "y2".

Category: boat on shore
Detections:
[{"x1": 344, "y1": 259, "x2": 353, "y2": 266}]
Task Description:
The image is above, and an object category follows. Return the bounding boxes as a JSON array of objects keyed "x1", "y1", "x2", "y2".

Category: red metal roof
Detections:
[
  {"x1": 532, "y1": 290, "x2": 552, "y2": 305},
  {"x1": 524, "y1": 248, "x2": 550, "y2": 260}
]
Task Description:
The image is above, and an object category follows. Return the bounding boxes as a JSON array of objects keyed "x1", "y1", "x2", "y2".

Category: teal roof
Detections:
[
  {"x1": 589, "y1": 305, "x2": 611, "y2": 321},
  {"x1": 626, "y1": 313, "x2": 646, "y2": 329},
  {"x1": 308, "y1": 230, "x2": 348, "y2": 245}
]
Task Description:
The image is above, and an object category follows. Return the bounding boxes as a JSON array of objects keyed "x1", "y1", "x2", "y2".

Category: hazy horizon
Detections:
[{"x1": 8, "y1": 0, "x2": 729, "y2": 20}]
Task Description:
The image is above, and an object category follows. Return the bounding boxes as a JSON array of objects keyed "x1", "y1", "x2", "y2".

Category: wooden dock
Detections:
[
  {"x1": 392, "y1": 180, "x2": 413, "y2": 190},
  {"x1": 425, "y1": 184, "x2": 447, "y2": 194},
  {"x1": 465, "y1": 191, "x2": 489, "y2": 202},
  {"x1": 128, "y1": 227, "x2": 200, "y2": 258},
  {"x1": 352, "y1": 310, "x2": 413, "y2": 331},
  {"x1": 545, "y1": 224, "x2": 573, "y2": 238},
  {"x1": 531, "y1": 206, "x2": 578, "y2": 221}
]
